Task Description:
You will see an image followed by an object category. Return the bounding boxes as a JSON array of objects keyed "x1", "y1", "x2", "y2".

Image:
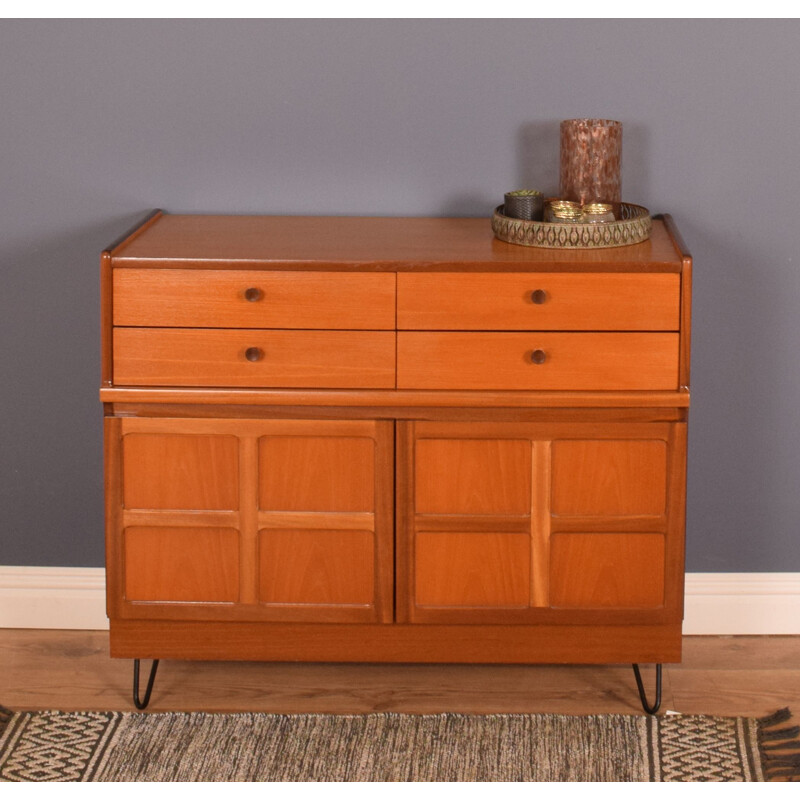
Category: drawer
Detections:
[
  {"x1": 397, "y1": 273, "x2": 680, "y2": 330},
  {"x1": 114, "y1": 328, "x2": 396, "y2": 388},
  {"x1": 114, "y1": 270, "x2": 396, "y2": 330},
  {"x1": 397, "y1": 332, "x2": 679, "y2": 390}
]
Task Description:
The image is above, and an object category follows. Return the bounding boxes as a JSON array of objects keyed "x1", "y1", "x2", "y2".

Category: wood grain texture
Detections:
[
  {"x1": 114, "y1": 269, "x2": 396, "y2": 330},
  {"x1": 400, "y1": 420, "x2": 682, "y2": 626},
  {"x1": 414, "y1": 438, "x2": 531, "y2": 514},
  {"x1": 395, "y1": 421, "x2": 415, "y2": 625},
  {"x1": 659, "y1": 215, "x2": 692, "y2": 391},
  {"x1": 680, "y1": 261, "x2": 692, "y2": 391},
  {"x1": 664, "y1": 423, "x2": 688, "y2": 618},
  {"x1": 101, "y1": 210, "x2": 163, "y2": 388},
  {"x1": 530, "y1": 440, "x2": 551, "y2": 608},
  {"x1": 123, "y1": 526, "x2": 240, "y2": 603},
  {"x1": 103, "y1": 418, "x2": 124, "y2": 619},
  {"x1": 397, "y1": 332, "x2": 679, "y2": 391},
  {"x1": 100, "y1": 252, "x2": 113, "y2": 388},
  {"x1": 108, "y1": 619, "x2": 682, "y2": 664},
  {"x1": 102, "y1": 213, "x2": 691, "y2": 669},
  {"x1": 113, "y1": 328, "x2": 396, "y2": 388},
  {"x1": 101, "y1": 387, "x2": 692, "y2": 409},
  {"x1": 237, "y1": 436, "x2": 259, "y2": 606},
  {"x1": 257, "y1": 511, "x2": 375, "y2": 531},
  {"x1": 550, "y1": 439, "x2": 668, "y2": 517},
  {"x1": 397, "y1": 272, "x2": 680, "y2": 331},
  {"x1": 414, "y1": 532, "x2": 531, "y2": 608},
  {"x1": 109, "y1": 417, "x2": 394, "y2": 624},
  {"x1": 258, "y1": 529, "x2": 375, "y2": 607},
  {"x1": 110, "y1": 215, "x2": 683, "y2": 272},
  {"x1": 259, "y1": 435, "x2": 375, "y2": 512},
  {"x1": 122, "y1": 432, "x2": 239, "y2": 510},
  {"x1": 549, "y1": 533, "x2": 666, "y2": 608},
  {"x1": 5, "y1": 630, "x2": 797, "y2": 716},
  {"x1": 254, "y1": 424, "x2": 393, "y2": 622}
]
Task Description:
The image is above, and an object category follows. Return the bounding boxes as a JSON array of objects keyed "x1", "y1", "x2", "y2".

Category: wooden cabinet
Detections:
[
  {"x1": 398, "y1": 421, "x2": 685, "y2": 625},
  {"x1": 106, "y1": 418, "x2": 394, "y2": 624},
  {"x1": 101, "y1": 212, "x2": 691, "y2": 677}
]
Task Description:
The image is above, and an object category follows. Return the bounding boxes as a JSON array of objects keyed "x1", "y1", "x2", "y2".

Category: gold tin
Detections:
[
  {"x1": 582, "y1": 202, "x2": 615, "y2": 223},
  {"x1": 545, "y1": 200, "x2": 581, "y2": 222}
]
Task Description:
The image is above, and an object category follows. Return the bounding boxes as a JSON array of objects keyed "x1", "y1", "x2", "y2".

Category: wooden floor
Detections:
[{"x1": 2, "y1": 630, "x2": 799, "y2": 717}]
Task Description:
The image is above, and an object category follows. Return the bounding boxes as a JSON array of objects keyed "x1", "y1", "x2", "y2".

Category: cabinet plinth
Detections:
[{"x1": 102, "y1": 212, "x2": 691, "y2": 669}]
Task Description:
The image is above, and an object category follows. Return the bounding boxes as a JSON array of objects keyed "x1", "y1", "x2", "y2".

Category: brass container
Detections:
[
  {"x1": 545, "y1": 199, "x2": 581, "y2": 222},
  {"x1": 582, "y1": 202, "x2": 615, "y2": 223}
]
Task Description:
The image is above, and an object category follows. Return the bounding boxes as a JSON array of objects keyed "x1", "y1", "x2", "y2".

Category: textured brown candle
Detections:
[{"x1": 559, "y1": 119, "x2": 622, "y2": 204}]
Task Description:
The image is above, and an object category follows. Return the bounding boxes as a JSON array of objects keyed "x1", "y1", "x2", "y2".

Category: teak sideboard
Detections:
[{"x1": 100, "y1": 212, "x2": 691, "y2": 711}]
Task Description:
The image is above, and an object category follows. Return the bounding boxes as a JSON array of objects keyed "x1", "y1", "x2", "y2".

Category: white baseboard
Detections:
[
  {"x1": 683, "y1": 573, "x2": 800, "y2": 635},
  {"x1": 1, "y1": 567, "x2": 799, "y2": 635},
  {"x1": 0, "y1": 566, "x2": 108, "y2": 630}
]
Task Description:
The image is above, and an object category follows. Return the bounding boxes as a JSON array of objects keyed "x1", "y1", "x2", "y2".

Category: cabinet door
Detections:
[
  {"x1": 397, "y1": 420, "x2": 685, "y2": 625},
  {"x1": 106, "y1": 417, "x2": 393, "y2": 623}
]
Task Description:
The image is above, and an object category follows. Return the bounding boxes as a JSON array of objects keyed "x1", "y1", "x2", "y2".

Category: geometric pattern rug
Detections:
[{"x1": 1, "y1": 705, "x2": 798, "y2": 781}]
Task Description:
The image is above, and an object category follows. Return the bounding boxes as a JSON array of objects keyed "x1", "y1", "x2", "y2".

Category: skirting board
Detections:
[{"x1": 0, "y1": 567, "x2": 799, "y2": 635}]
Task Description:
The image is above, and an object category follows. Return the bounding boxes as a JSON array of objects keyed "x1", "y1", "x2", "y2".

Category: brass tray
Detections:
[{"x1": 492, "y1": 202, "x2": 652, "y2": 249}]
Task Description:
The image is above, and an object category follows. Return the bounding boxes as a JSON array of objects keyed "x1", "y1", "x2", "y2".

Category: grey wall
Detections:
[{"x1": 1, "y1": 19, "x2": 798, "y2": 571}]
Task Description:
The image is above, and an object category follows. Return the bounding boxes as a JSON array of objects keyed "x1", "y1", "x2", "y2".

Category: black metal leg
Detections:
[
  {"x1": 632, "y1": 663, "x2": 662, "y2": 715},
  {"x1": 133, "y1": 659, "x2": 160, "y2": 709}
]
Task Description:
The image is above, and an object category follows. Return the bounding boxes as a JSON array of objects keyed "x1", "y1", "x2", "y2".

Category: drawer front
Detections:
[
  {"x1": 397, "y1": 332, "x2": 679, "y2": 390},
  {"x1": 397, "y1": 273, "x2": 680, "y2": 330},
  {"x1": 114, "y1": 328, "x2": 396, "y2": 388},
  {"x1": 114, "y1": 269, "x2": 396, "y2": 329}
]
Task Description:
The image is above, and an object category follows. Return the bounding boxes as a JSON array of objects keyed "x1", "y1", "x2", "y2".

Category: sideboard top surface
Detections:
[{"x1": 109, "y1": 214, "x2": 686, "y2": 272}]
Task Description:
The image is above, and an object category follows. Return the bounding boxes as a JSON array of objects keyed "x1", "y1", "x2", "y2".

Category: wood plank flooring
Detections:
[{"x1": 2, "y1": 630, "x2": 798, "y2": 717}]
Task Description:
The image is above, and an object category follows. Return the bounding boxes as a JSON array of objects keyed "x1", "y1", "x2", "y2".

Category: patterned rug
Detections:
[{"x1": 1, "y1": 705, "x2": 798, "y2": 781}]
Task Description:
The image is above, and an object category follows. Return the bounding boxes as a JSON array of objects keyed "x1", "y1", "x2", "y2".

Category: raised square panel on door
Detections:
[
  {"x1": 551, "y1": 439, "x2": 667, "y2": 519},
  {"x1": 257, "y1": 422, "x2": 393, "y2": 622},
  {"x1": 123, "y1": 433, "x2": 239, "y2": 510},
  {"x1": 549, "y1": 533, "x2": 665, "y2": 608},
  {"x1": 414, "y1": 532, "x2": 530, "y2": 608},
  {"x1": 406, "y1": 429, "x2": 533, "y2": 621},
  {"x1": 118, "y1": 427, "x2": 241, "y2": 610},
  {"x1": 124, "y1": 526, "x2": 239, "y2": 603},
  {"x1": 259, "y1": 530, "x2": 375, "y2": 607},
  {"x1": 415, "y1": 439, "x2": 531, "y2": 515},
  {"x1": 549, "y1": 433, "x2": 670, "y2": 611},
  {"x1": 259, "y1": 435, "x2": 375, "y2": 512}
]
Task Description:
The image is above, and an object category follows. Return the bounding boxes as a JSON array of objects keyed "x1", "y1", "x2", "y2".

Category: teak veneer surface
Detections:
[
  {"x1": 397, "y1": 272, "x2": 680, "y2": 331},
  {"x1": 396, "y1": 332, "x2": 679, "y2": 391},
  {"x1": 114, "y1": 328, "x2": 397, "y2": 389},
  {"x1": 101, "y1": 211, "x2": 691, "y2": 678},
  {"x1": 110, "y1": 214, "x2": 683, "y2": 272},
  {"x1": 114, "y1": 269, "x2": 396, "y2": 329}
]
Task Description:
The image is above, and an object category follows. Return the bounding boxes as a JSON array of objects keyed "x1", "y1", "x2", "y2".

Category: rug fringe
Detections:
[
  {"x1": 758, "y1": 708, "x2": 800, "y2": 781},
  {"x1": 759, "y1": 707, "x2": 793, "y2": 727}
]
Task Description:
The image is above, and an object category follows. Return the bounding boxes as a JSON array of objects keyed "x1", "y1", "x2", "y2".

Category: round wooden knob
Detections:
[
  {"x1": 531, "y1": 349, "x2": 547, "y2": 365},
  {"x1": 244, "y1": 287, "x2": 263, "y2": 302},
  {"x1": 531, "y1": 289, "x2": 547, "y2": 305},
  {"x1": 245, "y1": 347, "x2": 264, "y2": 362}
]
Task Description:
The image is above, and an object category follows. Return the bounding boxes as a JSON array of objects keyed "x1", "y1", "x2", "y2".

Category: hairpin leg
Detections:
[
  {"x1": 632, "y1": 663, "x2": 662, "y2": 715},
  {"x1": 133, "y1": 659, "x2": 159, "y2": 710}
]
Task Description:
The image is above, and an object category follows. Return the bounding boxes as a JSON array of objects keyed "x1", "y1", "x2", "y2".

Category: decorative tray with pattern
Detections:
[{"x1": 492, "y1": 202, "x2": 652, "y2": 249}]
